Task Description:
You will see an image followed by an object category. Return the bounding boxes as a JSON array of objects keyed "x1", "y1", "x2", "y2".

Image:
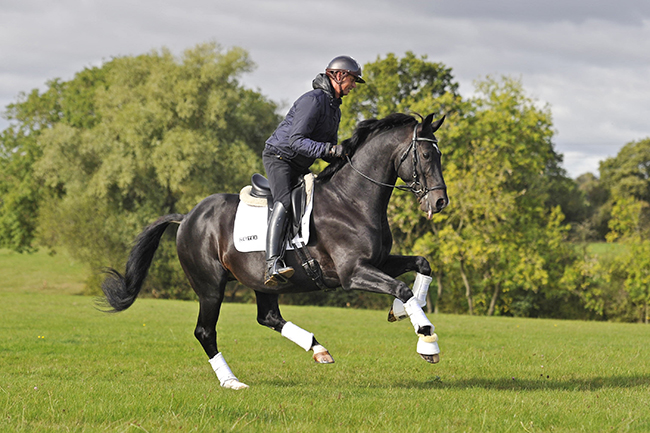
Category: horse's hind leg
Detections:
[
  {"x1": 255, "y1": 291, "x2": 334, "y2": 364},
  {"x1": 188, "y1": 263, "x2": 249, "y2": 390}
]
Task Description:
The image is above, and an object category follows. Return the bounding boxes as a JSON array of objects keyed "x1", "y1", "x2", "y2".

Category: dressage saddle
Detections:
[
  {"x1": 249, "y1": 173, "x2": 307, "y2": 238},
  {"x1": 249, "y1": 173, "x2": 330, "y2": 291}
]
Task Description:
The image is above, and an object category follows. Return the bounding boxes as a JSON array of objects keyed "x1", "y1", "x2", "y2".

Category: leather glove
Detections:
[{"x1": 328, "y1": 144, "x2": 345, "y2": 159}]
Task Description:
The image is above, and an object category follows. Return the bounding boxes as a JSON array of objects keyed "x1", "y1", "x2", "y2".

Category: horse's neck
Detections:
[{"x1": 326, "y1": 140, "x2": 398, "y2": 210}]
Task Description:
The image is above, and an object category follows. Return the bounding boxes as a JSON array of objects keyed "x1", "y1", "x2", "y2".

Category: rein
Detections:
[{"x1": 346, "y1": 122, "x2": 447, "y2": 197}]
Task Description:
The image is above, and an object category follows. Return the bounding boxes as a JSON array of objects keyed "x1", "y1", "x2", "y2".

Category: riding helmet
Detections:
[{"x1": 326, "y1": 55, "x2": 365, "y2": 83}]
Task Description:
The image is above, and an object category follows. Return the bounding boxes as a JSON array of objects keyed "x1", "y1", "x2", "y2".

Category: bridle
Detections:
[{"x1": 346, "y1": 122, "x2": 447, "y2": 198}]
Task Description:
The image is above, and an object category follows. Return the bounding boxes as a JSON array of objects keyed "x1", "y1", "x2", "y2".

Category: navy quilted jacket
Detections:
[{"x1": 265, "y1": 73, "x2": 341, "y2": 171}]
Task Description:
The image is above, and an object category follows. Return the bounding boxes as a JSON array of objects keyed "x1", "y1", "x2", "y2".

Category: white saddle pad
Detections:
[{"x1": 233, "y1": 175, "x2": 314, "y2": 253}]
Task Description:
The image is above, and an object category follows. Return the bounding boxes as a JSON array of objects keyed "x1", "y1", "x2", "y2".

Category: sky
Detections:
[{"x1": 1, "y1": 0, "x2": 649, "y2": 178}]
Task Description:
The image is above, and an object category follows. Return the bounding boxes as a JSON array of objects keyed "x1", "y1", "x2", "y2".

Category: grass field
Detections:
[
  {"x1": 0, "y1": 249, "x2": 89, "y2": 295},
  {"x1": 584, "y1": 242, "x2": 627, "y2": 259},
  {"x1": 2, "y1": 250, "x2": 650, "y2": 432}
]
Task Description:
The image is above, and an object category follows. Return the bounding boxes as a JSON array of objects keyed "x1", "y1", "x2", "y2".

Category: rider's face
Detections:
[
  {"x1": 338, "y1": 74, "x2": 357, "y2": 97},
  {"x1": 332, "y1": 72, "x2": 357, "y2": 98}
]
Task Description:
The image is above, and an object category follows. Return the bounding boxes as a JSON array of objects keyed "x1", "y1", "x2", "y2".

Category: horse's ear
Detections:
[
  {"x1": 421, "y1": 113, "x2": 434, "y2": 135},
  {"x1": 430, "y1": 115, "x2": 445, "y2": 133},
  {"x1": 422, "y1": 113, "x2": 444, "y2": 134}
]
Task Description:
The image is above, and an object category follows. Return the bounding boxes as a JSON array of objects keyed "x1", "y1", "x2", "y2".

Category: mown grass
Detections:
[
  {"x1": 3, "y1": 293, "x2": 650, "y2": 432},
  {"x1": 584, "y1": 242, "x2": 627, "y2": 258},
  {"x1": 2, "y1": 249, "x2": 650, "y2": 431},
  {"x1": 0, "y1": 248, "x2": 88, "y2": 295}
]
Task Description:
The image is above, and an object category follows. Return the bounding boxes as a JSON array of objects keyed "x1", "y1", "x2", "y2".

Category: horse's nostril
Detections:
[{"x1": 436, "y1": 198, "x2": 446, "y2": 210}]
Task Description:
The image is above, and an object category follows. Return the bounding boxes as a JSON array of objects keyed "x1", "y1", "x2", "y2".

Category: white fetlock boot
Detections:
[
  {"x1": 209, "y1": 353, "x2": 249, "y2": 390},
  {"x1": 403, "y1": 297, "x2": 440, "y2": 361},
  {"x1": 388, "y1": 273, "x2": 432, "y2": 322},
  {"x1": 412, "y1": 273, "x2": 433, "y2": 307}
]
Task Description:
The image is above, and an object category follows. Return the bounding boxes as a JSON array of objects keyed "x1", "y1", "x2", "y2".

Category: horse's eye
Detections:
[{"x1": 423, "y1": 152, "x2": 431, "y2": 160}]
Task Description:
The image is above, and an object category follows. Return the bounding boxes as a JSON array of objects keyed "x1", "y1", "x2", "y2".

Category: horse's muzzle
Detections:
[{"x1": 420, "y1": 189, "x2": 448, "y2": 219}]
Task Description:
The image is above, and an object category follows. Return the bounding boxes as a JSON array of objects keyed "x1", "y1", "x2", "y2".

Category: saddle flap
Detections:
[{"x1": 234, "y1": 173, "x2": 315, "y2": 253}]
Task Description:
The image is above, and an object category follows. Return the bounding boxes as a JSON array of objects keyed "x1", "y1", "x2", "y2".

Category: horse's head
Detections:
[
  {"x1": 317, "y1": 112, "x2": 448, "y2": 219},
  {"x1": 395, "y1": 113, "x2": 448, "y2": 219}
]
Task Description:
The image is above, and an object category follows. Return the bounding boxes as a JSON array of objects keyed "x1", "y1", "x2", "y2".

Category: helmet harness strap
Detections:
[{"x1": 326, "y1": 70, "x2": 349, "y2": 95}]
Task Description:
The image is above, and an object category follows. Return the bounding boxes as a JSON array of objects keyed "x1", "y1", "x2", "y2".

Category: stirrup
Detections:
[{"x1": 264, "y1": 258, "x2": 294, "y2": 286}]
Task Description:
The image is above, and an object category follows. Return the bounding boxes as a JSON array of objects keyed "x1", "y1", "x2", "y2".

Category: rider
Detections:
[{"x1": 262, "y1": 55, "x2": 365, "y2": 286}]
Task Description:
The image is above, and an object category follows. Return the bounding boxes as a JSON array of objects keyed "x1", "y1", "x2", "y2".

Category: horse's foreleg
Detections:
[
  {"x1": 347, "y1": 264, "x2": 440, "y2": 363},
  {"x1": 255, "y1": 291, "x2": 334, "y2": 363},
  {"x1": 380, "y1": 254, "x2": 431, "y2": 278}
]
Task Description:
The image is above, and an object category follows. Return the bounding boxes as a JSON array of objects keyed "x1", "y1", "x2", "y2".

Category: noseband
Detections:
[{"x1": 346, "y1": 122, "x2": 447, "y2": 198}]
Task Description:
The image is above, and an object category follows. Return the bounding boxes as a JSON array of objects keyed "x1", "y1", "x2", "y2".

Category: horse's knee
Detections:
[
  {"x1": 194, "y1": 325, "x2": 214, "y2": 344},
  {"x1": 414, "y1": 256, "x2": 431, "y2": 276},
  {"x1": 396, "y1": 282, "x2": 415, "y2": 303},
  {"x1": 257, "y1": 312, "x2": 284, "y2": 331}
]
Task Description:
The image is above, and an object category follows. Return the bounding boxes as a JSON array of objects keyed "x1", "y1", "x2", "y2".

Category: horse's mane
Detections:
[{"x1": 317, "y1": 113, "x2": 417, "y2": 183}]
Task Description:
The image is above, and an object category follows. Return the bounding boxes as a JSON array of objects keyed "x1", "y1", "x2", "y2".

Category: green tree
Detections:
[
  {"x1": 600, "y1": 138, "x2": 650, "y2": 203},
  {"x1": 1, "y1": 66, "x2": 114, "y2": 252},
  {"x1": 1, "y1": 42, "x2": 280, "y2": 296},
  {"x1": 340, "y1": 51, "x2": 458, "y2": 137},
  {"x1": 599, "y1": 138, "x2": 650, "y2": 234},
  {"x1": 390, "y1": 76, "x2": 579, "y2": 317},
  {"x1": 606, "y1": 197, "x2": 650, "y2": 323},
  {"x1": 575, "y1": 172, "x2": 610, "y2": 241},
  {"x1": 0, "y1": 125, "x2": 42, "y2": 252}
]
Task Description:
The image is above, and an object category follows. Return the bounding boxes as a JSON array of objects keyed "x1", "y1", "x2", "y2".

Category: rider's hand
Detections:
[{"x1": 328, "y1": 144, "x2": 345, "y2": 159}]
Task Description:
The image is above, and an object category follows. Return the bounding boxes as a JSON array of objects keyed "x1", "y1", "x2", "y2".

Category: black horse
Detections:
[{"x1": 101, "y1": 112, "x2": 448, "y2": 389}]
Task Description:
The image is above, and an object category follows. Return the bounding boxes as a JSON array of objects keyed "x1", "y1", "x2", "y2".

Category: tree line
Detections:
[{"x1": 1, "y1": 43, "x2": 648, "y2": 322}]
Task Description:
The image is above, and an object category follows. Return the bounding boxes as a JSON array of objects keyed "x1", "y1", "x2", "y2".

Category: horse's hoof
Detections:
[
  {"x1": 388, "y1": 302, "x2": 407, "y2": 322},
  {"x1": 222, "y1": 379, "x2": 249, "y2": 390},
  {"x1": 313, "y1": 350, "x2": 335, "y2": 364},
  {"x1": 419, "y1": 353, "x2": 440, "y2": 364}
]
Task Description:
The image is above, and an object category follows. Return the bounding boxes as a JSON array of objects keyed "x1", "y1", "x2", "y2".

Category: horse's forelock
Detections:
[{"x1": 317, "y1": 113, "x2": 417, "y2": 183}]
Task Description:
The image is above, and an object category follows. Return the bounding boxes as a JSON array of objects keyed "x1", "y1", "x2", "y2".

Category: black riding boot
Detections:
[{"x1": 264, "y1": 202, "x2": 295, "y2": 286}]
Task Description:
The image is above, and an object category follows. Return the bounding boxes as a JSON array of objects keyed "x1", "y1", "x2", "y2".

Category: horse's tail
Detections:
[{"x1": 100, "y1": 213, "x2": 185, "y2": 312}]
